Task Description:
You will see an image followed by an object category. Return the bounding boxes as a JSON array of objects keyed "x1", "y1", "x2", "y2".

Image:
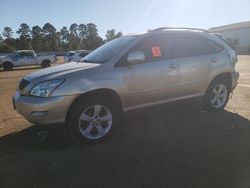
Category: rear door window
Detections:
[
  {"x1": 202, "y1": 39, "x2": 224, "y2": 54},
  {"x1": 174, "y1": 36, "x2": 203, "y2": 58},
  {"x1": 174, "y1": 35, "x2": 224, "y2": 59}
]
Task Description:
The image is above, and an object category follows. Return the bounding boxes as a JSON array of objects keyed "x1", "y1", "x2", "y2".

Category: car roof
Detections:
[
  {"x1": 15, "y1": 50, "x2": 34, "y2": 52},
  {"x1": 148, "y1": 27, "x2": 209, "y2": 33},
  {"x1": 125, "y1": 27, "x2": 214, "y2": 38}
]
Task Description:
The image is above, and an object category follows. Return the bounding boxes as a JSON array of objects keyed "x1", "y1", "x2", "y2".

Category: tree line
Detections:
[{"x1": 0, "y1": 23, "x2": 123, "y2": 52}]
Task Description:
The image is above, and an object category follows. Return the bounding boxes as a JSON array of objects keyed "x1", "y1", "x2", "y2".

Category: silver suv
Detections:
[{"x1": 13, "y1": 27, "x2": 239, "y2": 142}]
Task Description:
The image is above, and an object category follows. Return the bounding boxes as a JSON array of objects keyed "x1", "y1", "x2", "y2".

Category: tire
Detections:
[
  {"x1": 41, "y1": 60, "x2": 51, "y2": 68},
  {"x1": 204, "y1": 79, "x2": 230, "y2": 112},
  {"x1": 67, "y1": 96, "x2": 119, "y2": 143},
  {"x1": 68, "y1": 57, "x2": 74, "y2": 62},
  {"x1": 3, "y1": 62, "x2": 13, "y2": 71}
]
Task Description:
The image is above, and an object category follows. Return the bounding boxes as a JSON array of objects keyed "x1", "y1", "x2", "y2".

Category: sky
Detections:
[{"x1": 0, "y1": 0, "x2": 250, "y2": 38}]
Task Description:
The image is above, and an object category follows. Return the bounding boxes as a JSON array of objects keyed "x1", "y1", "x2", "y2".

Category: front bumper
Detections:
[
  {"x1": 13, "y1": 90, "x2": 77, "y2": 125},
  {"x1": 231, "y1": 71, "x2": 239, "y2": 91}
]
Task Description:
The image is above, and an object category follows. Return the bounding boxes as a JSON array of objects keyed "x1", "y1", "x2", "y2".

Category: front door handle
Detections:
[{"x1": 168, "y1": 63, "x2": 178, "y2": 69}]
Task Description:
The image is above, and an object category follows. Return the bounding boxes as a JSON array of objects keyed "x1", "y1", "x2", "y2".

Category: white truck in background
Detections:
[{"x1": 0, "y1": 50, "x2": 56, "y2": 71}]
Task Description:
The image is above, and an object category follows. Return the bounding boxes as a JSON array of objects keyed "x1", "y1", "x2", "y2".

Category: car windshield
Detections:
[
  {"x1": 12, "y1": 52, "x2": 20, "y2": 56},
  {"x1": 80, "y1": 36, "x2": 135, "y2": 64}
]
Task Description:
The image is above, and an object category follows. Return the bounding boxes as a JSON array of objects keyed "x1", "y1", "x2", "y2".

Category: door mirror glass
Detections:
[{"x1": 127, "y1": 51, "x2": 145, "y2": 65}]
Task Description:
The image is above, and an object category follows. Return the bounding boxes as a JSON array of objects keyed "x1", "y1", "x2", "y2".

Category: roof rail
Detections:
[{"x1": 149, "y1": 27, "x2": 209, "y2": 33}]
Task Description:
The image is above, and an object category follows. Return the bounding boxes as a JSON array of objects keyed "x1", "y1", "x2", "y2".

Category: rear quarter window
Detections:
[{"x1": 202, "y1": 38, "x2": 224, "y2": 54}]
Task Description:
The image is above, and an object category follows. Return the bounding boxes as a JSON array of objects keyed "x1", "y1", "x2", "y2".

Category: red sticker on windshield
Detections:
[{"x1": 152, "y1": 47, "x2": 161, "y2": 57}]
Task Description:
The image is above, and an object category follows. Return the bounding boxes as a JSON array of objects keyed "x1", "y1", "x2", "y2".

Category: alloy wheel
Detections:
[
  {"x1": 210, "y1": 84, "x2": 228, "y2": 109},
  {"x1": 78, "y1": 104, "x2": 113, "y2": 140}
]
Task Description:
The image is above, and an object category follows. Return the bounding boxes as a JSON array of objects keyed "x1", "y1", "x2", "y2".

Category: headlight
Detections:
[{"x1": 30, "y1": 79, "x2": 64, "y2": 97}]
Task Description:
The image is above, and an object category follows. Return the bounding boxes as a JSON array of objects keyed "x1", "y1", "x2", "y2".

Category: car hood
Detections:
[{"x1": 25, "y1": 62, "x2": 100, "y2": 81}]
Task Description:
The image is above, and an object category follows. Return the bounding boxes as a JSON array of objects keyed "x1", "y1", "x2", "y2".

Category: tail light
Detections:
[{"x1": 229, "y1": 50, "x2": 237, "y2": 67}]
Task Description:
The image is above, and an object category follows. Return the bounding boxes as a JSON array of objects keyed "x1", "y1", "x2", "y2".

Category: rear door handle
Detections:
[{"x1": 168, "y1": 63, "x2": 178, "y2": 69}]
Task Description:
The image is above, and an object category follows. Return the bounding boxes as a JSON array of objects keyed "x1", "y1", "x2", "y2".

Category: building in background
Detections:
[{"x1": 209, "y1": 21, "x2": 250, "y2": 53}]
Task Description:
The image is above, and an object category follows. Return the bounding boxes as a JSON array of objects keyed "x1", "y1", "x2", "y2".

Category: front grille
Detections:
[{"x1": 19, "y1": 79, "x2": 30, "y2": 90}]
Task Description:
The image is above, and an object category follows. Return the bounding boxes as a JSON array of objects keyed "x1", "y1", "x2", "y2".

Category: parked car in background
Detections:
[
  {"x1": 0, "y1": 50, "x2": 56, "y2": 71},
  {"x1": 13, "y1": 27, "x2": 239, "y2": 142},
  {"x1": 64, "y1": 51, "x2": 75, "y2": 63},
  {"x1": 64, "y1": 50, "x2": 91, "y2": 62}
]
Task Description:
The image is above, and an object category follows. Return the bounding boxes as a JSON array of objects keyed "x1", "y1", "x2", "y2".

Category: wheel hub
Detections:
[
  {"x1": 210, "y1": 84, "x2": 228, "y2": 109},
  {"x1": 78, "y1": 104, "x2": 113, "y2": 140}
]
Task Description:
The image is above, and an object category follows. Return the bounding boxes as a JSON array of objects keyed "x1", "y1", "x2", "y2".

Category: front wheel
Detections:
[
  {"x1": 41, "y1": 60, "x2": 51, "y2": 68},
  {"x1": 67, "y1": 96, "x2": 118, "y2": 142},
  {"x1": 3, "y1": 62, "x2": 13, "y2": 71},
  {"x1": 204, "y1": 80, "x2": 230, "y2": 112}
]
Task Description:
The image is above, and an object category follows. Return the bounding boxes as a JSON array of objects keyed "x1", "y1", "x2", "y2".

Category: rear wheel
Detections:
[
  {"x1": 41, "y1": 60, "x2": 51, "y2": 68},
  {"x1": 67, "y1": 96, "x2": 118, "y2": 142},
  {"x1": 204, "y1": 79, "x2": 230, "y2": 112},
  {"x1": 3, "y1": 62, "x2": 13, "y2": 71}
]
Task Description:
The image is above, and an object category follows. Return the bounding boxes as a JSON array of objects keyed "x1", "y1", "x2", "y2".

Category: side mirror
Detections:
[{"x1": 127, "y1": 51, "x2": 145, "y2": 65}]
